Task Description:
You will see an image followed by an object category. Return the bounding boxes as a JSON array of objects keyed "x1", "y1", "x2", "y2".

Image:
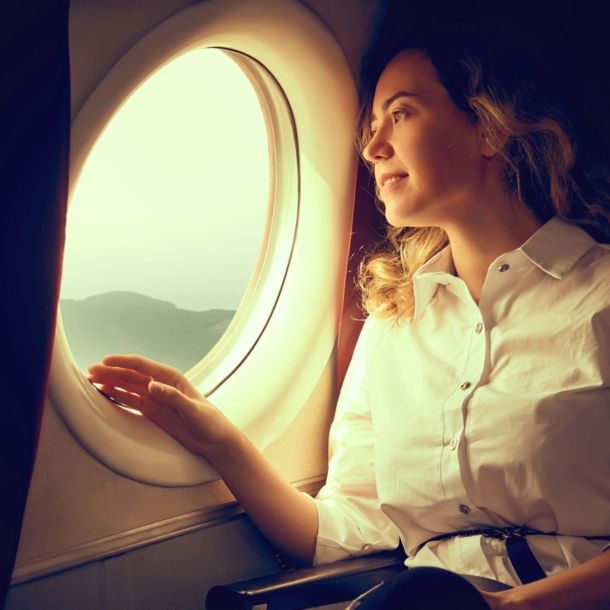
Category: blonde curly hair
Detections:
[{"x1": 356, "y1": 25, "x2": 610, "y2": 324}]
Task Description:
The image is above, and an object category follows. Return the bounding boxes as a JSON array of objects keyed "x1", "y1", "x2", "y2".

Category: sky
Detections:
[{"x1": 61, "y1": 49, "x2": 270, "y2": 311}]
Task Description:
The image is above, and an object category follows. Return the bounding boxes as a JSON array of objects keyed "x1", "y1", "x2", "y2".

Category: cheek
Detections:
[
  {"x1": 408, "y1": 129, "x2": 462, "y2": 187},
  {"x1": 426, "y1": 129, "x2": 479, "y2": 187}
]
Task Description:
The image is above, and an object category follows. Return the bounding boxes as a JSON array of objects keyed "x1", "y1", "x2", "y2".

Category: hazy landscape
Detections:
[{"x1": 60, "y1": 291, "x2": 236, "y2": 373}]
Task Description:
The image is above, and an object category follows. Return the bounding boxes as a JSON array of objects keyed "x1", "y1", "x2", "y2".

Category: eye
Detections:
[{"x1": 391, "y1": 109, "x2": 408, "y2": 123}]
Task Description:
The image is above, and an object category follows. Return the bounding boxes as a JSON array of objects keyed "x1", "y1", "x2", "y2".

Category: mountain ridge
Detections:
[
  {"x1": 79, "y1": 290, "x2": 177, "y2": 310},
  {"x1": 60, "y1": 291, "x2": 237, "y2": 373}
]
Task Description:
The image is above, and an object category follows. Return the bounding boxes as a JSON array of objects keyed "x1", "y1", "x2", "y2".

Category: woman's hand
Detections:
[
  {"x1": 479, "y1": 590, "x2": 537, "y2": 610},
  {"x1": 478, "y1": 545, "x2": 610, "y2": 610},
  {"x1": 87, "y1": 354, "x2": 235, "y2": 457}
]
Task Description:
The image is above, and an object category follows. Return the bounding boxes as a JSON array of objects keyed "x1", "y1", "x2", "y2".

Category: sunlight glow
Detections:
[{"x1": 61, "y1": 49, "x2": 270, "y2": 312}]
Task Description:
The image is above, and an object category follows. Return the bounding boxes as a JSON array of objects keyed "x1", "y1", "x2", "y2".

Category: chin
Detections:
[
  {"x1": 382, "y1": 200, "x2": 443, "y2": 230},
  {"x1": 385, "y1": 216, "x2": 410, "y2": 229},
  {"x1": 383, "y1": 208, "x2": 428, "y2": 229},
  {"x1": 381, "y1": 196, "x2": 421, "y2": 227},
  {"x1": 382, "y1": 203, "x2": 408, "y2": 228}
]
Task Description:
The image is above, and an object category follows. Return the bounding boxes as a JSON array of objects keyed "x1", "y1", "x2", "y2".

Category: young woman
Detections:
[{"x1": 88, "y1": 25, "x2": 610, "y2": 609}]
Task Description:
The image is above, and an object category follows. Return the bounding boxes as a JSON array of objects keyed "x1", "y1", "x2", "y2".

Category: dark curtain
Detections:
[{"x1": 0, "y1": 1, "x2": 70, "y2": 606}]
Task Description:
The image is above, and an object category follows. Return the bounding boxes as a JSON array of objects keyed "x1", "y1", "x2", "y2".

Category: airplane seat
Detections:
[
  {"x1": 205, "y1": 549, "x2": 406, "y2": 610},
  {"x1": 205, "y1": 547, "x2": 511, "y2": 609}
]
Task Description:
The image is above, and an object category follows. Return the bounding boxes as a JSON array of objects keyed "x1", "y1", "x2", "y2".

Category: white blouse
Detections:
[{"x1": 310, "y1": 217, "x2": 610, "y2": 587}]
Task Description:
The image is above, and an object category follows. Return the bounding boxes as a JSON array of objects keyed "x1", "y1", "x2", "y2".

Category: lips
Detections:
[{"x1": 378, "y1": 173, "x2": 408, "y2": 190}]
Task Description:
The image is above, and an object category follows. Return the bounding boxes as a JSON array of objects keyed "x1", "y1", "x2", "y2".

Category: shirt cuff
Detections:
[{"x1": 303, "y1": 492, "x2": 364, "y2": 566}]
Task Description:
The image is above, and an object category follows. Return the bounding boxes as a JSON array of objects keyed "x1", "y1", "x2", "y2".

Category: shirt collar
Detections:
[
  {"x1": 519, "y1": 216, "x2": 596, "y2": 279},
  {"x1": 411, "y1": 217, "x2": 596, "y2": 322},
  {"x1": 412, "y1": 246, "x2": 455, "y2": 322}
]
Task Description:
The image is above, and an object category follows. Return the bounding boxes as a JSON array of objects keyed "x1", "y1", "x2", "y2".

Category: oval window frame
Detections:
[{"x1": 50, "y1": 0, "x2": 358, "y2": 486}]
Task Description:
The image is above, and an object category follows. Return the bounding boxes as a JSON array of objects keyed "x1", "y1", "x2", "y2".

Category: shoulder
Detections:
[
  {"x1": 563, "y1": 243, "x2": 610, "y2": 340},
  {"x1": 570, "y1": 243, "x2": 610, "y2": 302},
  {"x1": 361, "y1": 312, "x2": 412, "y2": 341},
  {"x1": 577, "y1": 240, "x2": 610, "y2": 263},
  {"x1": 582, "y1": 241, "x2": 610, "y2": 261},
  {"x1": 339, "y1": 314, "x2": 407, "y2": 402}
]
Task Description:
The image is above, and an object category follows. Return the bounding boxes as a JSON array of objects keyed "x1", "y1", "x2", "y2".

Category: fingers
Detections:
[
  {"x1": 100, "y1": 354, "x2": 183, "y2": 385},
  {"x1": 97, "y1": 384, "x2": 144, "y2": 411},
  {"x1": 91, "y1": 356, "x2": 203, "y2": 402},
  {"x1": 88, "y1": 358, "x2": 202, "y2": 416},
  {"x1": 89, "y1": 374, "x2": 149, "y2": 397},
  {"x1": 88, "y1": 356, "x2": 208, "y2": 445},
  {"x1": 88, "y1": 364, "x2": 152, "y2": 385}
]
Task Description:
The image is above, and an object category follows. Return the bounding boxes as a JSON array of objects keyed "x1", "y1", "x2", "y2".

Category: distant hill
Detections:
[
  {"x1": 60, "y1": 292, "x2": 236, "y2": 374},
  {"x1": 81, "y1": 291, "x2": 177, "y2": 310}
]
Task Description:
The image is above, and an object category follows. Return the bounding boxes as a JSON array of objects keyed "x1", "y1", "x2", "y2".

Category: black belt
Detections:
[{"x1": 420, "y1": 527, "x2": 610, "y2": 585}]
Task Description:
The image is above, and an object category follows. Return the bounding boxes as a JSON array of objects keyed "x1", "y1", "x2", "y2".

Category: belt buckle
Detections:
[
  {"x1": 483, "y1": 527, "x2": 527, "y2": 541},
  {"x1": 497, "y1": 527, "x2": 530, "y2": 540}
]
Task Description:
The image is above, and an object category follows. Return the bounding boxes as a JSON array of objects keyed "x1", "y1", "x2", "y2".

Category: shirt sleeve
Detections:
[{"x1": 309, "y1": 315, "x2": 401, "y2": 565}]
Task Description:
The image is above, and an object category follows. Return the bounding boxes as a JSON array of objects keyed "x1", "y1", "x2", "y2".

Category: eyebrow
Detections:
[{"x1": 370, "y1": 91, "x2": 418, "y2": 122}]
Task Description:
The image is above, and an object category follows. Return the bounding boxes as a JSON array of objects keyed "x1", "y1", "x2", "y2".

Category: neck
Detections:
[{"x1": 444, "y1": 200, "x2": 542, "y2": 304}]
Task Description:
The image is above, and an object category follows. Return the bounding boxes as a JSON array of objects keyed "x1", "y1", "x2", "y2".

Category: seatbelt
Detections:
[{"x1": 420, "y1": 527, "x2": 610, "y2": 585}]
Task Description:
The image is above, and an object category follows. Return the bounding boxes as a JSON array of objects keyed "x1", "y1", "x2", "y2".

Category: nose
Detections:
[{"x1": 362, "y1": 125, "x2": 392, "y2": 164}]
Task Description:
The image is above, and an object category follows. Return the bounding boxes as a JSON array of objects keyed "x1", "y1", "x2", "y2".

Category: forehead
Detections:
[{"x1": 371, "y1": 50, "x2": 448, "y2": 119}]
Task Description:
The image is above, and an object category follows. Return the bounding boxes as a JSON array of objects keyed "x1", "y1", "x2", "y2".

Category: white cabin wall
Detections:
[
  {"x1": 69, "y1": 0, "x2": 200, "y2": 118},
  {"x1": 300, "y1": 0, "x2": 388, "y2": 83},
  {"x1": 7, "y1": 1, "x2": 389, "y2": 607},
  {"x1": 8, "y1": 517, "x2": 285, "y2": 610},
  {"x1": 69, "y1": 0, "x2": 388, "y2": 118}
]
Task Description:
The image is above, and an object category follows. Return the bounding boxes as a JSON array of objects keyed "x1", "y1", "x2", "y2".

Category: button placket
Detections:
[
  {"x1": 440, "y1": 311, "x2": 487, "y2": 506},
  {"x1": 456, "y1": 315, "x2": 487, "y2": 399},
  {"x1": 439, "y1": 281, "x2": 487, "y2": 510}
]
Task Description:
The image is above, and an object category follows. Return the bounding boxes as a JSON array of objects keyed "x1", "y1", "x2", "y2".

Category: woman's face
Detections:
[{"x1": 363, "y1": 50, "x2": 491, "y2": 228}]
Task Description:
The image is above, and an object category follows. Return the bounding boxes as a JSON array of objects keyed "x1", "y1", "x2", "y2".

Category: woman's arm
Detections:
[
  {"x1": 87, "y1": 355, "x2": 319, "y2": 566},
  {"x1": 480, "y1": 549, "x2": 610, "y2": 610}
]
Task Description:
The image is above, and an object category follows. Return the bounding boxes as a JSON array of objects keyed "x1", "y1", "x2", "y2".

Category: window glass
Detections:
[{"x1": 60, "y1": 49, "x2": 270, "y2": 374}]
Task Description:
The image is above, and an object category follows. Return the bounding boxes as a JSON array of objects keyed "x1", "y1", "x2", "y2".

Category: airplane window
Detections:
[
  {"x1": 49, "y1": 0, "x2": 357, "y2": 486},
  {"x1": 60, "y1": 49, "x2": 270, "y2": 375}
]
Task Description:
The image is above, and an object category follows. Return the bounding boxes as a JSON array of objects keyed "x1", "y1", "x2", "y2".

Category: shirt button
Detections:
[
  {"x1": 459, "y1": 504, "x2": 471, "y2": 515},
  {"x1": 460, "y1": 381, "x2": 471, "y2": 390},
  {"x1": 475, "y1": 322, "x2": 483, "y2": 334},
  {"x1": 449, "y1": 438, "x2": 457, "y2": 450},
  {"x1": 498, "y1": 264, "x2": 510, "y2": 272}
]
